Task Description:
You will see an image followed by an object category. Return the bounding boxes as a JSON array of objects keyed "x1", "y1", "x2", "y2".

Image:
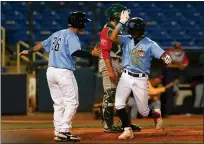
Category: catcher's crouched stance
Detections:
[{"x1": 109, "y1": 11, "x2": 172, "y2": 139}]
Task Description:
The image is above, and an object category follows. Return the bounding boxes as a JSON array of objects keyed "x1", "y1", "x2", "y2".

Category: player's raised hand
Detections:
[
  {"x1": 119, "y1": 10, "x2": 130, "y2": 25},
  {"x1": 20, "y1": 50, "x2": 29, "y2": 56}
]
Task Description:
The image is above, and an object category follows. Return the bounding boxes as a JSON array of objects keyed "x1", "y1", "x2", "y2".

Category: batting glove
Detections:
[
  {"x1": 164, "y1": 54, "x2": 172, "y2": 64},
  {"x1": 119, "y1": 10, "x2": 129, "y2": 25}
]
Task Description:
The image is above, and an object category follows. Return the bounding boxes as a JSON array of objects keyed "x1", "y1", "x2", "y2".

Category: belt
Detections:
[{"x1": 124, "y1": 70, "x2": 146, "y2": 78}]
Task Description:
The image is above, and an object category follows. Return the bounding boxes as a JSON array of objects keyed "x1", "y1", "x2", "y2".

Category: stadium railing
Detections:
[
  {"x1": 16, "y1": 40, "x2": 48, "y2": 73},
  {"x1": 1, "y1": 26, "x2": 6, "y2": 67}
]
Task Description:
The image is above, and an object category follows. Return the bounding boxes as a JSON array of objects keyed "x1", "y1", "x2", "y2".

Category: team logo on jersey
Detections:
[
  {"x1": 100, "y1": 39, "x2": 107, "y2": 46},
  {"x1": 131, "y1": 48, "x2": 145, "y2": 64},
  {"x1": 137, "y1": 48, "x2": 145, "y2": 57}
]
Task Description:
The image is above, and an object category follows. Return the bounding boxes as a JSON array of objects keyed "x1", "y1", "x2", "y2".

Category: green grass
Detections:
[
  {"x1": 81, "y1": 142, "x2": 202, "y2": 144},
  {"x1": 2, "y1": 121, "x2": 202, "y2": 130}
]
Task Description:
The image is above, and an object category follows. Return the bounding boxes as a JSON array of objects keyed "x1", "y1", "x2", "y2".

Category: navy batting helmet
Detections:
[
  {"x1": 126, "y1": 17, "x2": 145, "y2": 34},
  {"x1": 68, "y1": 11, "x2": 92, "y2": 29}
]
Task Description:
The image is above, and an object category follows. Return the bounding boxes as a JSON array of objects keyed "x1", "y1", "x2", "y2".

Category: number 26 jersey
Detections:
[{"x1": 42, "y1": 29, "x2": 81, "y2": 70}]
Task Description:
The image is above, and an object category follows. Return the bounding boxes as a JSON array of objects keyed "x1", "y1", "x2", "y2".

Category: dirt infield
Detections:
[
  {"x1": 2, "y1": 113, "x2": 203, "y2": 143},
  {"x1": 2, "y1": 126, "x2": 203, "y2": 143}
]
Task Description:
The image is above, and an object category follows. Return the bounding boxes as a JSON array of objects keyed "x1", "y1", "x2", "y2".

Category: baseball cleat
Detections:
[
  {"x1": 118, "y1": 127, "x2": 134, "y2": 140},
  {"x1": 103, "y1": 125, "x2": 124, "y2": 133},
  {"x1": 54, "y1": 132, "x2": 81, "y2": 142},
  {"x1": 152, "y1": 109, "x2": 163, "y2": 130},
  {"x1": 130, "y1": 124, "x2": 142, "y2": 132}
]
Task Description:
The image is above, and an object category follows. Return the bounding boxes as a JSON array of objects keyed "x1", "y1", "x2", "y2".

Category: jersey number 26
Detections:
[{"x1": 52, "y1": 37, "x2": 61, "y2": 51}]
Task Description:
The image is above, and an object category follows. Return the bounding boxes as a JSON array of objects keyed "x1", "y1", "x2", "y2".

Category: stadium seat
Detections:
[{"x1": 2, "y1": 1, "x2": 204, "y2": 48}]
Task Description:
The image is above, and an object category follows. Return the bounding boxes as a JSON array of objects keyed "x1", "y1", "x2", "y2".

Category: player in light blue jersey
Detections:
[
  {"x1": 20, "y1": 11, "x2": 96, "y2": 142},
  {"x1": 108, "y1": 11, "x2": 172, "y2": 139}
]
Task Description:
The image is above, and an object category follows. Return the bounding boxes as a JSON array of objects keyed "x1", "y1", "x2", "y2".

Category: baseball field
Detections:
[{"x1": 1, "y1": 113, "x2": 203, "y2": 143}]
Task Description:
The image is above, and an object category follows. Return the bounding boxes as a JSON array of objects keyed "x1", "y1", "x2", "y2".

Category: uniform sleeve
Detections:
[
  {"x1": 42, "y1": 35, "x2": 53, "y2": 52},
  {"x1": 68, "y1": 36, "x2": 81, "y2": 55},
  {"x1": 151, "y1": 42, "x2": 165, "y2": 59}
]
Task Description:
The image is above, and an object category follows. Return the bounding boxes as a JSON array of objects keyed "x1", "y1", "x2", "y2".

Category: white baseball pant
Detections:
[
  {"x1": 115, "y1": 70, "x2": 150, "y2": 117},
  {"x1": 46, "y1": 67, "x2": 79, "y2": 136}
]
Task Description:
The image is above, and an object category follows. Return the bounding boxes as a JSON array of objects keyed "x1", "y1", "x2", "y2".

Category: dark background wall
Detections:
[{"x1": 1, "y1": 74, "x2": 27, "y2": 115}]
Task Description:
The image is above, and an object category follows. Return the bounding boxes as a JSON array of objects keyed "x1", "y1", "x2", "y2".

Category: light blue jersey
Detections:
[
  {"x1": 120, "y1": 35, "x2": 165, "y2": 74},
  {"x1": 42, "y1": 29, "x2": 81, "y2": 70}
]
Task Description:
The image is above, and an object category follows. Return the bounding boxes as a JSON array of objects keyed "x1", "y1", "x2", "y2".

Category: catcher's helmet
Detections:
[
  {"x1": 126, "y1": 17, "x2": 145, "y2": 34},
  {"x1": 68, "y1": 11, "x2": 91, "y2": 29},
  {"x1": 106, "y1": 3, "x2": 129, "y2": 22}
]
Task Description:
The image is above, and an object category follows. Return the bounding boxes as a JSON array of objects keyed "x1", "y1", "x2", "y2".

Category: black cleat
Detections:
[
  {"x1": 131, "y1": 124, "x2": 142, "y2": 132},
  {"x1": 54, "y1": 132, "x2": 81, "y2": 142},
  {"x1": 103, "y1": 125, "x2": 124, "y2": 133}
]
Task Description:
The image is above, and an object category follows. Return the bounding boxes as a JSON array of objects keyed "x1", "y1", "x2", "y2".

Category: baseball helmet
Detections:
[
  {"x1": 68, "y1": 11, "x2": 92, "y2": 29},
  {"x1": 126, "y1": 17, "x2": 145, "y2": 34},
  {"x1": 106, "y1": 3, "x2": 129, "y2": 22}
]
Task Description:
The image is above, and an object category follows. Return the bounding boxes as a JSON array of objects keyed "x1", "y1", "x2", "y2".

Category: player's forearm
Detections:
[
  {"x1": 149, "y1": 87, "x2": 165, "y2": 96},
  {"x1": 104, "y1": 59, "x2": 114, "y2": 73},
  {"x1": 165, "y1": 82, "x2": 174, "y2": 89},
  {"x1": 29, "y1": 42, "x2": 43, "y2": 53},
  {"x1": 166, "y1": 63, "x2": 180, "y2": 68},
  {"x1": 109, "y1": 23, "x2": 122, "y2": 43},
  {"x1": 109, "y1": 26, "x2": 120, "y2": 41}
]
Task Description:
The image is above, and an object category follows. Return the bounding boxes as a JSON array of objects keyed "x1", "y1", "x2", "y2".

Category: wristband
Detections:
[
  {"x1": 28, "y1": 48, "x2": 34, "y2": 54},
  {"x1": 116, "y1": 22, "x2": 123, "y2": 30}
]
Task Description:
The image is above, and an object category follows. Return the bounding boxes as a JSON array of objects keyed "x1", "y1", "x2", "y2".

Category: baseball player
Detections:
[
  {"x1": 98, "y1": 4, "x2": 141, "y2": 133},
  {"x1": 20, "y1": 11, "x2": 94, "y2": 142},
  {"x1": 109, "y1": 11, "x2": 172, "y2": 139}
]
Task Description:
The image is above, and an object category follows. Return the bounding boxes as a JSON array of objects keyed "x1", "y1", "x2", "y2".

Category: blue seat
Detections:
[
  {"x1": 5, "y1": 11, "x2": 26, "y2": 20},
  {"x1": 12, "y1": 30, "x2": 30, "y2": 43},
  {"x1": 1, "y1": 2, "x2": 12, "y2": 11},
  {"x1": 10, "y1": 2, "x2": 28, "y2": 11},
  {"x1": 41, "y1": 11, "x2": 61, "y2": 20},
  {"x1": 2, "y1": 21, "x2": 20, "y2": 30}
]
